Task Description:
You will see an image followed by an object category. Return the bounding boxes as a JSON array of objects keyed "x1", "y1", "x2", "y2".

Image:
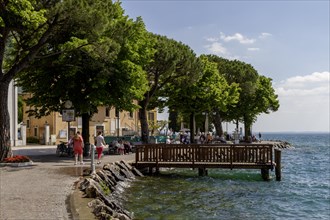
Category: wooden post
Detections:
[
  {"x1": 261, "y1": 168, "x2": 270, "y2": 181},
  {"x1": 198, "y1": 168, "x2": 208, "y2": 176},
  {"x1": 275, "y1": 149, "x2": 282, "y2": 181}
]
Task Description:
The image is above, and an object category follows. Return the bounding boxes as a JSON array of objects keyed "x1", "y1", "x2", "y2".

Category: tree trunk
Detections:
[
  {"x1": 169, "y1": 109, "x2": 179, "y2": 132},
  {"x1": 243, "y1": 115, "x2": 252, "y2": 141},
  {"x1": 213, "y1": 112, "x2": 223, "y2": 137},
  {"x1": 139, "y1": 101, "x2": 149, "y2": 143},
  {"x1": 82, "y1": 113, "x2": 90, "y2": 144},
  {"x1": 189, "y1": 112, "x2": 195, "y2": 143},
  {"x1": 0, "y1": 81, "x2": 12, "y2": 161}
]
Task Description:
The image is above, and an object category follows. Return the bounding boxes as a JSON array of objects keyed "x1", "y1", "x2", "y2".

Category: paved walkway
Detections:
[{"x1": 0, "y1": 145, "x2": 135, "y2": 220}]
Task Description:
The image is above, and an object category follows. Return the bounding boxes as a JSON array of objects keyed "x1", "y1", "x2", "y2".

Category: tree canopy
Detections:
[
  {"x1": 0, "y1": 0, "x2": 152, "y2": 159},
  {"x1": 167, "y1": 55, "x2": 240, "y2": 140},
  {"x1": 0, "y1": 0, "x2": 280, "y2": 160},
  {"x1": 138, "y1": 34, "x2": 201, "y2": 142},
  {"x1": 206, "y1": 55, "x2": 279, "y2": 138},
  {"x1": 15, "y1": 1, "x2": 154, "y2": 142}
]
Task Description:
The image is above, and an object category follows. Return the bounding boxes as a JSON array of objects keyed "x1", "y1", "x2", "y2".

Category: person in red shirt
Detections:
[{"x1": 73, "y1": 131, "x2": 84, "y2": 165}]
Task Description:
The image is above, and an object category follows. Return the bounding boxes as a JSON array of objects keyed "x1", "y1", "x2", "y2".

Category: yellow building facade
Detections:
[{"x1": 22, "y1": 94, "x2": 157, "y2": 144}]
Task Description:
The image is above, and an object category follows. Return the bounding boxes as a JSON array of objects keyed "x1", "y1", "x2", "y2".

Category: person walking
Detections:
[
  {"x1": 95, "y1": 131, "x2": 106, "y2": 164},
  {"x1": 73, "y1": 131, "x2": 84, "y2": 165}
]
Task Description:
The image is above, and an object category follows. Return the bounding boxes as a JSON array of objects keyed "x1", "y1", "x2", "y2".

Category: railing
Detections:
[{"x1": 135, "y1": 143, "x2": 274, "y2": 168}]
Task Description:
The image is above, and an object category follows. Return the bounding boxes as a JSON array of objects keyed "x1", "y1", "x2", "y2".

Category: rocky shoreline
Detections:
[
  {"x1": 78, "y1": 160, "x2": 143, "y2": 220},
  {"x1": 266, "y1": 140, "x2": 293, "y2": 149},
  {"x1": 75, "y1": 141, "x2": 291, "y2": 219}
]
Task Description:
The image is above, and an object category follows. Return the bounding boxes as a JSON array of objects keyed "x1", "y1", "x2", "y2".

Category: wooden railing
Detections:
[
  {"x1": 134, "y1": 143, "x2": 281, "y2": 180},
  {"x1": 135, "y1": 143, "x2": 273, "y2": 168}
]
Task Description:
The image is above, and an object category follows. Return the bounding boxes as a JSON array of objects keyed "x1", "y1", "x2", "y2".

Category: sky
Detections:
[{"x1": 121, "y1": 0, "x2": 330, "y2": 133}]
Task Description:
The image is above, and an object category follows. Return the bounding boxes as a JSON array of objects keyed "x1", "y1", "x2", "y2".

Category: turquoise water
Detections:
[{"x1": 121, "y1": 133, "x2": 330, "y2": 220}]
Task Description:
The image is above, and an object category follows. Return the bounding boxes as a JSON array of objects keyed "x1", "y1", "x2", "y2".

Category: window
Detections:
[
  {"x1": 148, "y1": 112, "x2": 155, "y2": 121},
  {"x1": 115, "y1": 108, "x2": 119, "y2": 118},
  {"x1": 95, "y1": 125, "x2": 104, "y2": 136},
  {"x1": 105, "y1": 107, "x2": 110, "y2": 117},
  {"x1": 26, "y1": 119, "x2": 30, "y2": 128},
  {"x1": 129, "y1": 111, "x2": 133, "y2": 118},
  {"x1": 34, "y1": 127, "x2": 38, "y2": 137}
]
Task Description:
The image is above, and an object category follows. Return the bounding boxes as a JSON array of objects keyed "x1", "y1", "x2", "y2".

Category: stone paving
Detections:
[{"x1": 0, "y1": 145, "x2": 135, "y2": 220}]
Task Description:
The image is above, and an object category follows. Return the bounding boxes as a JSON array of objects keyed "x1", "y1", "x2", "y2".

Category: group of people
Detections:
[
  {"x1": 111, "y1": 140, "x2": 133, "y2": 155},
  {"x1": 69, "y1": 131, "x2": 107, "y2": 165}
]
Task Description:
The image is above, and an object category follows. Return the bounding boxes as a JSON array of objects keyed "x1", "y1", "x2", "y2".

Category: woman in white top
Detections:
[{"x1": 95, "y1": 131, "x2": 106, "y2": 164}]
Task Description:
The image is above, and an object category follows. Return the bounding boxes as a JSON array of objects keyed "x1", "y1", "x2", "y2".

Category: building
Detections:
[{"x1": 21, "y1": 93, "x2": 157, "y2": 144}]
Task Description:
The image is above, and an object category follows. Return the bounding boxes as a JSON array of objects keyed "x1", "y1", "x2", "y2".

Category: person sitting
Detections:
[
  {"x1": 123, "y1": 141, "x2": 131, "y2": 154},
  {"x1": 206, "y1": 133, "x2": 213, "y2": 144},
  {"x1": 199, "y1": 133, "x2": 206, "y2": 144}
]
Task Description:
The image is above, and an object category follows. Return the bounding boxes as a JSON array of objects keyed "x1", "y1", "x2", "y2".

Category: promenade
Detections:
[{"x1": 0, "y1": 145, "x2": 135, "y2": 220}]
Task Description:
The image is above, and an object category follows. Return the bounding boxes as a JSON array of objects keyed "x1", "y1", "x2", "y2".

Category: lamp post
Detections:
[{"x1": 115, "y1": 108, "x2": 120, "y2": 138}]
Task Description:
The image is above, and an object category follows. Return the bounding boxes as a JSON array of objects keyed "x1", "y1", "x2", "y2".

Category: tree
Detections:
[
  {"x1": 139, "y1": 34, "x2": 200, "y2": 143},
  {"x1": 168, "y1": 55, "x2": 239, "y2": 142},
  {"x1": 168, "y1": 109, "x2": 180, "y2": 132},
  {"x1": 242, "y1": 75, "x2": 279, "y2": 138},
  {"x1": 1, "y1": 0, "x2": 63, "y2": 160},
  {"x1": 15, "y1": 2, "x2": 153, "y2": 144},
  {"x1": 0, "y1": 0, "x2": 152, "y2": 160},
  {"x1": 207, "y1": 55, "x2": 279, "y2": 139}
]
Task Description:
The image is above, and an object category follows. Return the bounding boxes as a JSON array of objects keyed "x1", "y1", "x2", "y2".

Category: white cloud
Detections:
[
  {"x1": 205, "y1": 42, "x2": 227, "y2": 55},
  {"x1": 254, "y1": 71, "x2": 330, "y2": 132},
  {"x1": 220, "y1": 32, "x2": 255, "y2": 44},
  {"x1": 286, "y1": 71, "x2": 329, "y2": 84},
  {"x1": 248, "y1": 47, "x2": 260, "y2": 51},
  {"x1": 259, "y1": 32, "x2": 272, "y2": 39},
  {"x1": 205, "y1": 37, "x2": 219, "y2": 42},
  {"x1": 276, "y1": 71, "x2": 330, "y2": 92}
]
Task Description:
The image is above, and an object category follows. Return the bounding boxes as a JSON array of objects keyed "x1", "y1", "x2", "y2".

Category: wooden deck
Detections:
[{"x1": 134, "y1": 143, "x2": 282, "y2": 181}]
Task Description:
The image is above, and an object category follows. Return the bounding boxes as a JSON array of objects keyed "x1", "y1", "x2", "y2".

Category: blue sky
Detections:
[{"x1": 121, "y1": 0, "x2": 330, "y2": 132}]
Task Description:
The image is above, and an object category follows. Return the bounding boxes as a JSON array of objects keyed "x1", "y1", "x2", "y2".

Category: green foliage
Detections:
[
  {"x1": 146, "y1": 34, "x2": 201, "y2": 109},
  {"x1": 168, "y1": 55, "x2": 240, "y2": 119},
  {"x1": 18, "y1": 95, "x2": 23, "y2": 123},
  {"x1": 206, "y1": 54, "x2": 279, "y2": 137},
  {"x1": 99, "y1": 180, "x2": 111, "y2": 196},
  {"x1": 138, "y1": 34, "x2": 200, "y2": 142},
  {"x1": 15, "y1": 0, "x2": 153, "y2": 119}
]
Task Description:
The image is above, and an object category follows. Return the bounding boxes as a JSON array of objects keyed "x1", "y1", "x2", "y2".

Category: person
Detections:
[
  {"x1": 117, "y1": 140, "x2": 125, "y2": 155},
  {"x1": 166, "y1": 136, "x2": 171, "y2": 144},
  {"x1": 123, "y1": 141, "x2": 131, "y2": 154},
  {"x1": 259, "y1": 132, "x2": 262, "y2": 141},
  {"x1": 206, "y1": 133, "x2": 213, "y2": 144},
  {"x1": 73, "y1": 131, "x2": 84, "y2": 165},
  {"x1": 95, "y1": 131, "x2": 106, "y2": 164},
  {"x1": 200, "y1": 132, "x2": 206, "y2": 144}
]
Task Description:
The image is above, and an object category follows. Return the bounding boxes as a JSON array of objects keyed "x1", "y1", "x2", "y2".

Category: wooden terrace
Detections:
[{"x1": 134, "y1": 143, "x2": 282, "y2": 181}]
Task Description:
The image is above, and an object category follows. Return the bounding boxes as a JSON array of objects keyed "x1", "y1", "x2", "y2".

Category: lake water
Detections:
[{"x1": 119, "y1": 133, "x2": 330, "y2": 220}]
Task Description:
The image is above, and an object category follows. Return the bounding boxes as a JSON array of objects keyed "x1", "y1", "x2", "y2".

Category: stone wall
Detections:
[{"x1": 79, "y1": 160, "x2": 143, "y2": 220}]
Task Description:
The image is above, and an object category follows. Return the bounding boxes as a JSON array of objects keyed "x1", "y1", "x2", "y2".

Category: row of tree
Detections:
[{"x1": 0, "y1": 0, "x2": 279, "y2": 160}]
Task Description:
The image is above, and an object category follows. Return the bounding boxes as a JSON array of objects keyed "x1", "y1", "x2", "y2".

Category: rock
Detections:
[
  {"x1": 131, "y1": 166, "x2": 144, "y2": 177},
  {"x1": 79, "y1": 160, "x2": 139, "y2": 220},
  {"x1": 103, "y1": 165, "x2": 126, "y2": 182}
]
